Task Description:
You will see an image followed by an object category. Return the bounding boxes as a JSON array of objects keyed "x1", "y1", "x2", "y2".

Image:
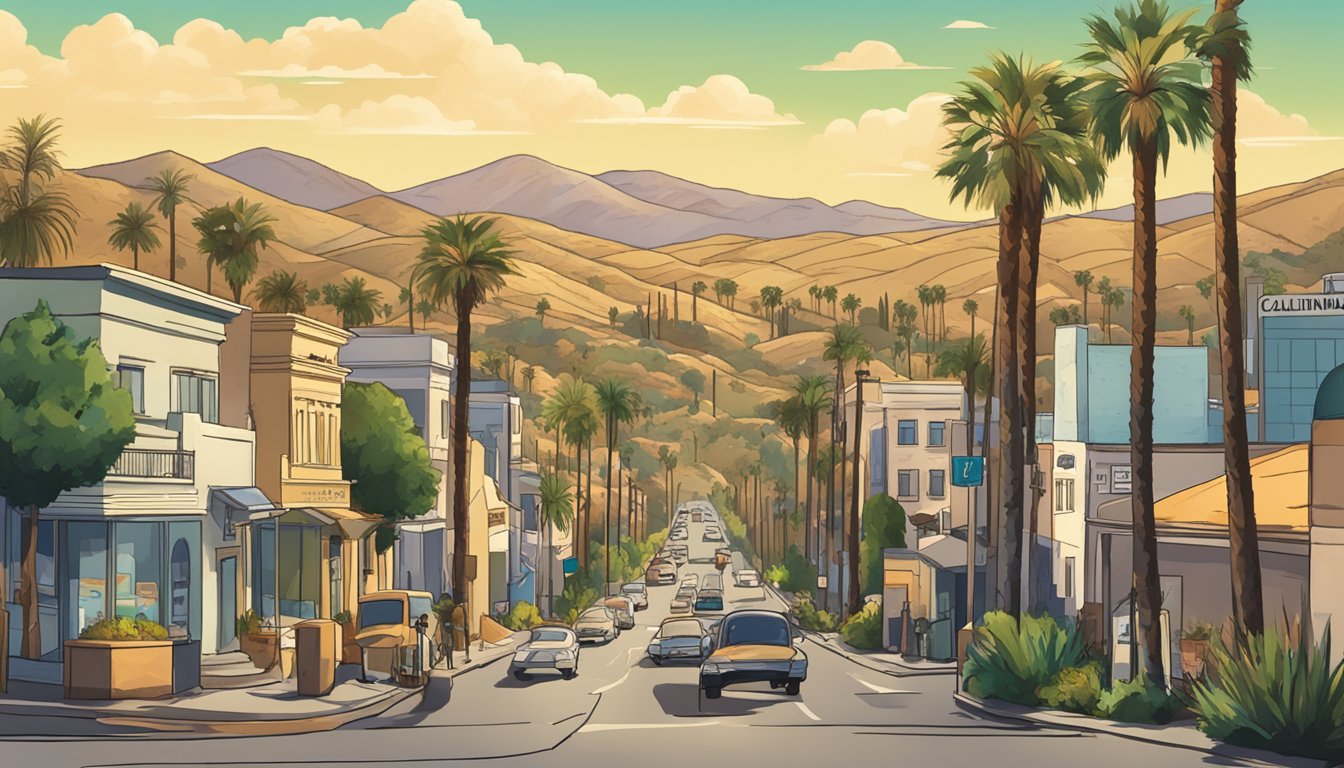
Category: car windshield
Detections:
[
  {"x1": 532, "y1": 628, "x2": 573, "y2": 643},
  {"x1": 578, "y1": 609, "x2": 609, "y2": 622},
  {"x1": 622, "y1": 584, "x2": 645, "y2": 594},
  {"x1": 359, "y1": 599, "x2": 405, "y2": 629},
  {"x1": 660, "y1": 620, "x2": 702, "y2": 638},
  {"x1": 722, "y1": 615, "x2": 790, "y2": 647}
]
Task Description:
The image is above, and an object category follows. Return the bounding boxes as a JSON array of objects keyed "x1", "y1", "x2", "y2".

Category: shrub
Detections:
[
  {"x1": 1181, "y1": 620, "x2": 1217, "y2": 641},
  {"x1": 80, "y1": 616, "x2": 169, "y2": 642},
  {"x1": 860, "y1": 493, "x2": 906, "y2": 595},
  {"x1": 1192, "y1": 624, "x2": 1344, "y2": 762},
  {"x1": 236, "y1": 609, "x2": 262, "y2": 637},
  {"x1": 840, "y1": 601, "x2": 883, "y2": 650},
  {"x1": 963, "y1": 611, "x2": 1088, "y2": 706},
  {"x1": 1039, "y1": 663, "x2": 1104, "y2": 715},
  {"x1": 332, "y1": 610, "x2": 354, "y2": 625},
  {"x1": 781, "y1": 545, "x2": 817, "y2": 596},
  {"x1": 1097, "y1": 675, "x2": 1181, "y2": 724},
  {"x1": 764, "y1": 563, "x2": 789, "y2": 586},
  {"x1": 790, "y1": 595, "x2": 838, "y2": 633},
  {"x1": 501, "y1": 601, "x2": 543, "y2": 631},
  {"x1": 557, "y1": 579, "x2": 599, "y2": 625}
]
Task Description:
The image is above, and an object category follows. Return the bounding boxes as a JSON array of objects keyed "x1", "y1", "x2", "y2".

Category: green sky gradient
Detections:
[{"x1": 7, "y1": 0, "x2": 1341, "y2": 132}]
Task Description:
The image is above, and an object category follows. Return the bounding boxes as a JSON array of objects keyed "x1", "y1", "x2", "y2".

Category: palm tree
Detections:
[
  {"x1": 191, "y1": 198, "x2": 276, "y2": 302},
  {"x1": 691, "y1": 280, "x2": 707, "y2": 322},
  {"x1": 1178, "y1": 305, "x2": 1196, "y2": 345},
  {"x1": 327, "y1": 276, "x2": 382, "y2": 328},
  {"x1": 937, "y1": 335, "x2": 990, "y2": 459},
  {"x1": 535, "y1": 297, "x2": 551, "y2": 323},
  {"x1": 0, "y1": 115, "x2": 77, "y2": 268},
  {"x1": 399, "y1": 285, "x2": 415, "y2": 333},
  {"x1": 823, "y1": 285, "x2": 838, "y2": 319},
  {"x1": 537, "y1": 472, "x2": 575, "y2": 618},
  {"x1": 822, "y1": 323, "x2": 869, "y2": 600},
  {"x1": 1082, "y1": 0, "x2": 1211, "y2": 685},
  {"x1": 542, "y1": 376, "x2": 586, "y2": 471},
  {"x1": 1075, "y1": 270, "x2": 1095, "y2": 327},
  {"x1": 963, "y1": 298, "x2": 980, "y2": 341},
  {"x1": 1106, "y1": 286, "x2": 1127, "y2": 342},
  {"x1": 562, "y1": 384, "x2": 598, "y2": 564},
  {"x1": 841, "y1": 293, "x2": 861, "y2": 324},
  {"x1": 721, "y1": 278, "x2": 738, "y2": 310},
  {"x1": 760, "y1": 285, "x2": 783, "y2": 337},
  {"x1": 522, "y1": 366, "x2": 536, "y2": 393},
  {"x1": 595, "y1": 378, "x2": 641, "y2": 591},
  {"x1": 253, "y1": 270, "x2": 308, "y2": 314},
  {"x1": 893, "y1": 300, "x2": 919, "y2": 378},
  {"x1": 143, "y1": 167, "x2": 193, "y2": 283},
  {"x1": 107, "y1": 201, "x2": 161, "y2": 272},
  {"x1": 413, "y1": 215, "x2": 517, "y2": 604},
  {"x1": 793, "y1": 376, "x2": 832, "y2": 564},
  {"x1": 930, "y1": 284, "x2": 947, "y2": 341},
  {"x1": 1050, "y1": 305, "x2": 1082, "y2": 326},
  {"x1": 416, "y1": 299, "x2": 433, "y2": 325},
  {"x1": 808, "y1": 284, "x2": 821, "y2": 313},
  {"x1": 1095, "y1": 275, "x2": 1114, "y2": 337},
  {"x1": 776, "y1": 394, "x2": 807, "y2": 559},
  {"x1": 1196, "y1": 0, "x2": 1262, "y2": 636}
]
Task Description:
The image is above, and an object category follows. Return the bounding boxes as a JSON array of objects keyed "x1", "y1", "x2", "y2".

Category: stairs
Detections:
[{"x1": 200, "y1": 651, "x2": 280, "y2": 690}]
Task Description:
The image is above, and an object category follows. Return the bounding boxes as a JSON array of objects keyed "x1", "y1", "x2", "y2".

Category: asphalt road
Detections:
[{"x1": 0, "y1": 503, "x2": 1317, "y2": 768}]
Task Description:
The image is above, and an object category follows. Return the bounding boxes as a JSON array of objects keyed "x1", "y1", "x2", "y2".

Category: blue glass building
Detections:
[{"x1": 1256, "y1": 275, "x2": 1344, "y2": 443}]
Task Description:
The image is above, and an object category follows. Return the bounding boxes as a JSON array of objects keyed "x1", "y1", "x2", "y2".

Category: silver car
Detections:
[
  {"x1": 574, "y1": 606, "x2": 620, "y2": 643},
  {"x1": 648, "y1": 617, "x2": 710, "y2": 665},
  {"x1": 510, "y1": 625, "x2": 580, "y2": 680},
  {"x1": 621, "y1": 582, "x2": 649, "y2": 610}
]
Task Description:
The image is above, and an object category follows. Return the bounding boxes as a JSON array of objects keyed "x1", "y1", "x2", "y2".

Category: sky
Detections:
[{"x1": 0, "y1": 0, "x2": 1340, "y2": 219}]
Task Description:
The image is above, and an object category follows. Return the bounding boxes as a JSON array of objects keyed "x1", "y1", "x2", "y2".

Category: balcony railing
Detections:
[{"x1": 108, "y1": 449, "x2": 195, "y2": 480}]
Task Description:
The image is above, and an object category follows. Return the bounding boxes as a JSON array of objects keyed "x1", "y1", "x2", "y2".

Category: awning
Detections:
[
  {"x1": 248, "y1": 506, "x2": 382, "y2": 540},
  {"x1": 210, "y1": 487, "x2": 278, "y2": 538}
]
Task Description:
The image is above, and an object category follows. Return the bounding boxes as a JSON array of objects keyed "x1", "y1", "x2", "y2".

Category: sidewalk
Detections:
[
  {"x1": 953, "y1": 692, "x2": 1325, "y2": 768},
  {"x1": 804, "y1": 631, "x2": 958, "y2": 678},
  {"x1": 0, "y1": 632, "x2": 526, "y2": 739}
]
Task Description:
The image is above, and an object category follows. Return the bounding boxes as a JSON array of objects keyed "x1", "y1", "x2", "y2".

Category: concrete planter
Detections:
[
  {"x1": 240, "y1": 630, "x2": 278, "y2": 670},
  {"x1": 63, "y1": 639, "x2": 175, "y2": 700},
  {"x1": 338, "y1": 621, "x2": 361, "y2": 665}
]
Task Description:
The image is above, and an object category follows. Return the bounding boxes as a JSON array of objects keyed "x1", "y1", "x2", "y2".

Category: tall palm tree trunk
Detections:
[
  {"x1": 1213, "y1": 0, "x2": 1263, "y2": 637},
  {"x1": 132, "y1": 244, "x2": 139, "y2": 271},
  {"x1": 1130, "y1": 142, "x2": 1167, "y2": 685},
  {"x1": 451, "y1": 298, "x2": 474, "y2": 619},
  {"x1": 1019, "y1": 188, "x2": 1045, "y2": 613},
  {"x1": 994, "y1": 200, "x2": 1025, "y2": 619},
  {"x1": 604, "y1": 422, "x2": 614, "y2": 593},
  {"x1": 804, "y1": 427, "x2": 816, "y2": 564},
  {"x1": 168, "y1": 210, "x2": 177, "y2": 283},
  {"x1": 792, "y1": 436, "x2": 800, "y2": 561}
]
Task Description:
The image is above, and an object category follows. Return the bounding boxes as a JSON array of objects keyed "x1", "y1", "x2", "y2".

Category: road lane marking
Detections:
[
  {"x1": 608, "y1": 645, "x2": 641, "y2": 667},
  {"x1": 847, "y1": 672, "x2": 914, "y2": 695},
  {"x1": 590, "y1": 668, "x2": 632, "y2": 694},
  {"x1": 795, "y1": 702, "x2": 821, "y2": 721},
  {"x1": 579, "y1": 720, "x2": 722, "y2": 733}
]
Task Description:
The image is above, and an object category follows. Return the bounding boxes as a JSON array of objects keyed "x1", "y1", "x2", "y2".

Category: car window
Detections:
[
  {"x1": 579, "y1": 608, "x2": 610, "y2": 621},
  {"x1": 532, "y1": 628, "x2": 574, "y2": 643},
  {"x1": 721, "y1": 615, "x2": 790, "y2": 647},
  {"x1": 660, "y1": 619, "x2": 703, "y2": 638},
  {"x1": 359, "y1": 599, "x2": 405, "y2": 628},
  {"x1": 408, "y1": 596, "x2": 432, "y2": 622}
]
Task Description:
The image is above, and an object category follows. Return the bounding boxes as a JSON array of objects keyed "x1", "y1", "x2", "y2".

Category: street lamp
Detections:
[{"x1": 847, "y1": 369, "x2": 872, "y2": 617}]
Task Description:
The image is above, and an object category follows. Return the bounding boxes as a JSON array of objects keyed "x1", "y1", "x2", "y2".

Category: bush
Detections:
[
  {"x1": 236, "y1": 609, "x2": 262, "y2": 637},
  {"x1": 1097, "y1": 675, "x2": 1181, "y2": 724},
  {"x1": 781, "y1": 545, "x2": 817, "y2": 596},
  {"x1": 1039, "y1": 663, "x2": 1104, "y2": 715},
  {"x1": 790, "y1": 595, "x2": 838, "y2": 633},
  {"x1": 80, "y1": 616, "x2": 169, "y2": 642},
  {"x1": 964, "y1": 611, "x2": 1088, "y2": 706},
  {"x1": 764, "y1": 563, "x2": 789, "y2": 586},
  {"x1": 501, "y1": 601, "x2": 543, "y2": 631},
  {"x1": 840, "y1": 601, "x2": 883, "y2": 650},
  {"x1": 860, "y1": 493, "x2": 906, "y2": 595},
  {"x1": 1193, "y1": 624, "x2": 1344, "y2": 762},
  {"x1": 557, "y1": 579, "x2": 599, "y2": 625},
  {"x1": 332, "y1": 610, "x2": 354, "y2": 625}
]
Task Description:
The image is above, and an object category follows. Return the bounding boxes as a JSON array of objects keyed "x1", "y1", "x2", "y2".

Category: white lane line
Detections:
[
  {"x1": 847, "y1": 672, "x2": 914, "y2": 695},
  {"x1": 795, "y1": 701, "x2": 821, "y2": 721},
  {"x1": 580, "y1": 720, "x2": 722, "y2": 733},
  {"x1": 590, "y1": 668, "x2": 631, "y2": 695},
  {"x1": 647, "y1": 626, "x2": 658, "y2": 632},
  {"x1": 608, "y1": 645, "x2": 641, "y2": 667}
]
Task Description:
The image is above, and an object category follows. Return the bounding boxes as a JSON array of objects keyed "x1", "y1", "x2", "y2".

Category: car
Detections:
[
  {"x1": 736, "y1": 569, "x2": 761, "y2": 588},
  {"x1": 669, "y1": 597, "x2": 693, "y2": 616},
  {"x1": 700, "y1": 573, "x2": 724, "y2": 591},
  {"x1": 354, "y1": 590, "x2": 438, "y2": 683},
  {"x1": 603, "y1": 595, "x2": 637, "y2": 630},
  {"x1": 699, "y1": 610, "x2": 807, "y2": 699},
  {"x1": 691, "y1": 511, "x2": 703, "y2": 522},
  {"x1": 647, "y1": 617, "x2": 711, "y2": 665},
  {"x1": 675, "y1": 584, "x2": 698, "y2": 604},
  {"x1": 694, "y1": 588, "x2": 724, "y2": 613},
  {"x1": 620, "y1": 582, "x2": 649, "y2": 610},
  {"x1": 703, "y1": 528, "x2": 724, "y2": 543},
  {"x1": 574, "y1": 607, "x2": 620, "y2": 643},
  {"x1": 667, "y1": 546, "x2": 688, "y2": 565},
  {"x1": 669, "y1": 528, "x2": 688, "y2": 541},
  {"x1": 679, "y1": 574, "x2": 698, "y2": 589},
  {"x1": 645, "y1": 561, "x2": 677, "y2": 585},
  {"x1": 509, "y1": 625, "x2": 580, "y2": 680}
]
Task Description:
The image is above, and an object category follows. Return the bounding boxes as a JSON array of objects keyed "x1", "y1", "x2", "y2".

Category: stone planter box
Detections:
[
  {"x1": 63, "y1": 639, "x2": 179, "y2": 700},
  {"x1": 240, "y1": 630, "x2": 278, "y2": 670}
]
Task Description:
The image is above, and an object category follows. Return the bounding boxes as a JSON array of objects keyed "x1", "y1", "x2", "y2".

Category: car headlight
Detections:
[
  {"x1": 512, "y1": 650, "x2": 530, "y2": 663},
  {"x1": 647, "y1": 643, "x2": 662, "y2": 655},
  {"x1": 790, "y1": 658, "x2": 808, "y2": 676},
  {"x1": 701, "y1": 663, "x2": 720, "y2": 675}
]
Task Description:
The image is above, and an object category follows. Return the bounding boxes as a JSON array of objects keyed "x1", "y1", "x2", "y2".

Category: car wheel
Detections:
[
  {"x1": 561, "y1": 668, "x2": 576, "y2": 680},
  {"x1": 704, "y1": 686, "x2": 721, "y2": 700},
  {"x1": 769, "y1": 680, "x2": 781, "y2": 689},
  {"x1": 514, "y1": 670, "x2": 528, "y2": 681},
  {"x1": 785, "y1": 681, "x2": 801, "y2": 696},
  {"x1": 651, "y1": 656, "x2": 662, "y2": 666}
]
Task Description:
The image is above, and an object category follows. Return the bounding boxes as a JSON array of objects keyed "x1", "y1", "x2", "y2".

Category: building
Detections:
[
  {"x1": 0, "y1": 265, "x2": 255, "y2": 678},
  {"x1": 1253, "y1": 273, "x2": 1344, "y2": 442},
  {"x1": 468, "y1": 378, "x2": 525, "y2": 612},
  {"x1": 338, "y1": 328, "x2": 455, "y2": 600},
  {"x1": 1310, "y1": 362, "x2": 1344, "y2": 660}
]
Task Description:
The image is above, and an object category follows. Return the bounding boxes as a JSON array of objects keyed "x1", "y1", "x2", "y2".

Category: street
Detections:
[{"x1": 0, "y1": 507, "x2": 1307, "y2": 768}]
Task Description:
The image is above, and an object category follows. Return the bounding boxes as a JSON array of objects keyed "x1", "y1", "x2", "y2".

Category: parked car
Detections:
[
  {"x1": 645, "y1": 560, "x2": 677, "y2": 585},
  {"x1": 700, "y1": 573, "x2": 723, "y2": 591},
  {"x1": 647, "y1": 617, "x2": 710, "y2": 665},
  {"x1": 700, "y1": 610, "x2": 807, "y2": 699},
  {"x1": 703, "y1": 527, "x2": 724, "y2": 543},
  {"x1": 667, "y1": 546, "x2": 688, "y2": 565},
  {"x1": 603, "y1": 595, "x2": 637, "y2": 630},
  {"x1": 574, "y1": 607, "x2": 620, "y2": 643},
  {"x1": 670, "y1": 528, "x2": 688, "y2": 541},
  {"x1": 680, "y1": 574, "x2": 698, "y2": 589},
  {"x1": 621, "y1": 582, "x2": 649, "y2": 610},
  {"x1": 354, "y1": 590, "x2": 437, "y2": 682},
  {"x1": 675, "y1": 584, "x2": 698, "y2": 604},
  {"x1": 509, "y1": 625, "x2": 579, "y2": 680},
  {"x1": 669, "y1": 597, "x2": 693, "y2": 616},
  {"x1": 736, "y1": 569, "x2": 761, "y2": 588},
  {"x1": 694, "y1": 588, "x2": 724, "y2": 613}
]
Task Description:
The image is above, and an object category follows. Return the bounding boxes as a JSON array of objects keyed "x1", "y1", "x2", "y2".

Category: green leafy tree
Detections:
[
  {"x1": 608, "y1": 306, "x2": 619, "y2": 327},
  {"x1": 892, "y1": 299, "x2": 919, "y2": 378},
  {"x1": 252, "y1": 270, "x2": 308, "y2": 314},
  {"x1": 0, "y1": 115, "x2": 77, "y2": 268},
  {"x1": 399, "y1": 285, "x2": 415, "y2": 333},
  {"x1": 192, "y1": 198, "x2": 276, "y2": 301},
  {"x1": 1049, "y1": 305, "x2": 1082, "y2": 326},
  {"x1": 937, "y1": 334, "x2": 990, "y2": 455},
  {"x1": 341, "y1": 381, "x2": 441, "y2": 552},
  {"x1": 305, "y1": 287, "x2": 320, "y2": 306},
  {"x1": 143, "y1": 167, "x2": 193, "y2": 283},
  {"x1": 107, "y1": 201, "x2": 161, "y2": 272},
  {"x1": 522, "y1": 366, "x2": 536, "y2": 393},
  {"x1": 793, "y1": 375, "x2": 832, "y2": 564},
  {"x1": 413, "y1": 215, "x2": 516, "y2": 602},
  {"x1": 1075, "y1": 270, "x2": 1095, "y2": 326},
  {"x1": 680, "y1": 368, "x2": 706, "y2": 412},
  {"x1": 325, "y1": 276, "x2": 382, "y2": 328},
  {"x1": 1178, "y1": 304, "x2": 1196, "y2": 345},
  {"x1": 822, "y1": 285, "x2": 838, "y2": 319},
  {"x1": 0, "y1": 302, "x2": 136, "y2": 658},
  {"x1": 860, "y1": 493, "x2": 906, "y2": 595}
]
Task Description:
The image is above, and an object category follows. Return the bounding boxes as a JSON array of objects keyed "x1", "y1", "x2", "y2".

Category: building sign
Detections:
[
  {"x1": 488, "y1": 510, "x2": 507, "y2": 527},
  {"x1": 951, "y1": 456, "x2": 985, "y2": 487},
  {"x1": 281, "y1": 481, "x2": 350, "y2": 507},
  {"x1": 1260, "y1": 294, "x2": 1344, "y2": 317},
  {"x1": 1110, "y1": 465, "x2": 1132, "y2": 494},
  {"x1": 562, "y1": 557, "x2": 578, "y2": 575},
  {"x1": 1057, "y1": 454, "x2": 1075, "y2": 470}
]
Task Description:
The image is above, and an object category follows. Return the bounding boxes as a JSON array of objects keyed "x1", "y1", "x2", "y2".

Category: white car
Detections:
[
  {"x1": 648, "y1": 617, "x2": 710, "y2": 665},
  {"x1": 670, "y1": 528, "x2": 688, "y2": 541},
  {"x1": 703, "y1": 527, "x2": 724, "y2": 543},
  {"x1": 621, "y1": 582, "x2": 649, "y2": 610},
  {"x1": 736, "y1": 569, "x2": 761, "y2": 588},
  {"x1": 669, "y1": 597, "x2": 693, "y2": 616},
  {"x1": 574, "y1": 607, "x2": 620, "y2": 643},
  {"x1": 510, "y1": 625, "x2": 580, "y2": 680}
]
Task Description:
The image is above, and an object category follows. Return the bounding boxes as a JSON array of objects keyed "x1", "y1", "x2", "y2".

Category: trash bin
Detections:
[{"x1": 295, "y1": 619, "x2": 338, "y2": 697}]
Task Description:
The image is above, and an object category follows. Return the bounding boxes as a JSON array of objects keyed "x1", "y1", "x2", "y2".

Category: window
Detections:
[
  {"x1": 897, "y1": 419, "x2": 918, "y2": 445},
  {"x1": 1065, "y1": 557, "x2": 1076, "y2": 599},
  {"x1": 928, "y1": 421, "x2": 946, "y2": 447},
  {"x1": 65, "y1": 521, "x2": 108, "y2": 639},
  {"x1": 869, "y1": 427, "x2": 887, "y2": 492},
  {"x1": 114, "y1": 522, "x2": 163, "y2": 624},
  {"x1": 929, "y1": 469, "x2": 946, "y2": 498},
  {"x1": 897, "y1": 469, "x2": 919, "y2": 500},
  {"x1": 441, "y1": 400, "x2": 451, "y2": 440},
  {"x1": 1054, "y1": 478, "x2": 1075, "y2": 513},
  {"x1": 172, "y1": 371, "x2": 218, "y2": 424},
  {"x1": 116, "y1": 365, "x2": 145, "y2": 414},
  {"x1": 511, "y1": 403, "x2": 522, "y2": 435}
]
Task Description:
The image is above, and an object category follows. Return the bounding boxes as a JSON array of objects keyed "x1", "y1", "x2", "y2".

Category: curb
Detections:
[
  {"x1": 952, "y1": 692, "x2": 1324, "y2": 768},
  {"x1": 801, "y1": 630, "x2": 956, "y2": 678}
]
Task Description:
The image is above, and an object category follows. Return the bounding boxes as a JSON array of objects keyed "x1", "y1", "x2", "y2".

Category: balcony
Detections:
[{"x1": 107, "y1": 449, "x2": 195, "y2": 480}]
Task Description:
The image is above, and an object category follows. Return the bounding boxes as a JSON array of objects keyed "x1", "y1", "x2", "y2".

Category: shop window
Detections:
[
  {"x1": 114, "y1": 522, "x2": 162, "y2": 624},
  {"x1": 64, "y1": 521, "x2": 107, "y2": 638}
]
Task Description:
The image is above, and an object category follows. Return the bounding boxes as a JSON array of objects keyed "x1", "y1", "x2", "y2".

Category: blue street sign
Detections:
[
  {"x1": 951, "y1": 456, "x2": 985, "y2": 488},
  {"x1": 562, "y1": 557, "x2": 579, "y2": 575}
]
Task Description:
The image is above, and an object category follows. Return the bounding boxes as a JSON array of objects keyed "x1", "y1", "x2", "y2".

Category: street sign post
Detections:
[
  {"x1": 951, "y1": 456, "x2": 985, "y2": 488},
  {"x1": 817, "y1": 575, "x2": 828, "y2": 590},
  {"x1": 562, "y1": 557, "x2": 579, "y2": 575}
]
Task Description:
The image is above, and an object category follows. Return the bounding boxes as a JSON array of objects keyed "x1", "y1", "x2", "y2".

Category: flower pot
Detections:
[
  {"x1": 339, "y1": 621, "x2": 361, "y2": 665},
  {"x1": 239, "y1": 630, "x2": 279, "y2": 670},
  {"x1": 64, "y1": 639, "x2": 174, "y2": 700},
  {"x1": 1180, "y1": 638, "x2": 1210, "y2": 679}
]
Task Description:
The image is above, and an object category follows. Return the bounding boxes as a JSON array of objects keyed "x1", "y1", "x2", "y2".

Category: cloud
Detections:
[
  {"x1": 944, "y1": 19, "x2": 994, "y2": 29},
  {"x1": 585, "y1": 75, "x2": 800, "y2": 128},
  {"x1": 810, "y1": 93, "x2": 953, "y2": 173},
  {"x1": 314, "y1": 95, "x2": 523, "y2": 135},
  {"x1": 1236, "y1": 89, "x2": 1342, "y2": 147},
  {"x1": 801, "y1": 41, "x2": 947, "y2": 71},
  {"x1": 239, "y1": 64, "x2": 436, "y2": 80}
]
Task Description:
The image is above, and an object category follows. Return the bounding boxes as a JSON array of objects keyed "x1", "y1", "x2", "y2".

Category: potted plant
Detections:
[
  {"x1": 64, "y1": 615, "x2": 176, "y2": 699},
  {"x1": 237, "y1": 609, "x2": 278, "y2": 670},
  {"x1": 333, "y1": 610, "x2": 361, "y2": 664},
  {"x1": 1180, "y1": 620, "x2": 1216, "y2": 680}
]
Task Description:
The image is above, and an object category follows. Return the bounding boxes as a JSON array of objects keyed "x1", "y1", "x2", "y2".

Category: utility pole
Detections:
[
  {"x1": 674, "y1": 282, "x2": 680, "y2": 322},
  {"x1": 712, "y1": 369, "x2": 717, "y2": 416},
  {"x1": 848, "y1": 370, "x2": 870, "y2": 617}
]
